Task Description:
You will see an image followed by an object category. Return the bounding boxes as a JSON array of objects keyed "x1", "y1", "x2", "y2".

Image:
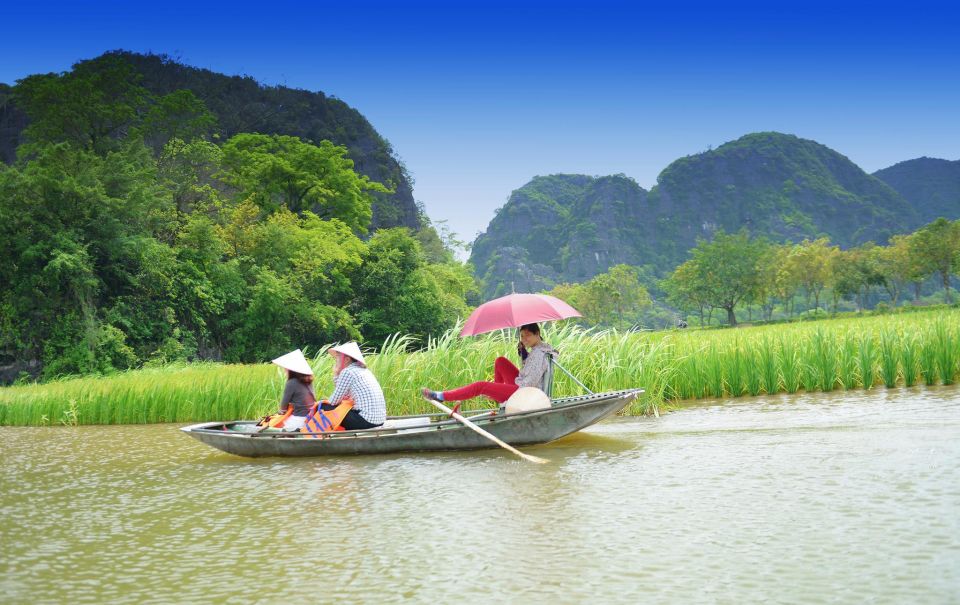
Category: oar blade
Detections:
[{"x1": 517, "y1": 452, "x2": 549, "y2": 464}]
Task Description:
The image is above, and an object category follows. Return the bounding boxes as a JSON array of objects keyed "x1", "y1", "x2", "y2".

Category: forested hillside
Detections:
[
  {"x1": 0, "y1": 51, "x2": 419, "y2": 230},
  {"x1": 471, "y1": 133, "x2": 946, "y2": 298},
  {"x1": 874, "y1": 157, "x2": 960, "y2": 224},
  {"x1": 0, "y1": 54, "x2": 473, "y2": 382},
  {"x1": 469, "y1": 174, "x2": 654, "y2": 297}
]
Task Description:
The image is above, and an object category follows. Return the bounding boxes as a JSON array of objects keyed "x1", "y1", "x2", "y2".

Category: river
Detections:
[{"x1": 1, "y1": 386, "x2": 958, "y2": 604}]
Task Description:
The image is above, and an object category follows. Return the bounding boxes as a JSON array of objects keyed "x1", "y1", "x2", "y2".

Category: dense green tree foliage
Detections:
[
  {"x1": 220, "y1": 133, "x2": 387, "y2": 231},
  {"x1": 349, "y1": 229, "x2": 472, "y2": 344},
  {"x1": 662, "y1": 231, "x2": 770, "y2": 326},
  {"x1": 546, "y1": 264, "x2": 652, "y2": 329},
  {"x1": 0, "y1": 59, "x2": 474, "y2": 382},
  {"x1": 658, "y1": 219, "x2": 960, "y2": 327},
  {"x1": 874, "y1": 158, "x2": 960, "y2": 226},
  {"x1": 14, "y1": 56, "x2": 149, "y2": 155},
  {"x1": 909, "y1": 218, "x2": 960, "y2": 303},
  {"x1": 1, "y1": 51, "x2": 421, "y2": 231}
]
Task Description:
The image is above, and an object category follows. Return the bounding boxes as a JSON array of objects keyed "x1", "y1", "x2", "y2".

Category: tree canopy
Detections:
[
  {"x1": 0, "y1": 59, "x2": 473, "y2": 381},
  {"x1": 663, "y1": 231, "x2": 770, "y2": 326}
]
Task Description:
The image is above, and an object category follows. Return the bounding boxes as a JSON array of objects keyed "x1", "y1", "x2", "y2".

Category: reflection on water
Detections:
[{"x1": 2, "y1": 386, "x2": 959, "y2": 603}]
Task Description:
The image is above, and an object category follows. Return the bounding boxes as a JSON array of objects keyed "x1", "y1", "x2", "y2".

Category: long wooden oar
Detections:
[{"x1": 426, "y1": 399, "x2": 548, "y2": 464}]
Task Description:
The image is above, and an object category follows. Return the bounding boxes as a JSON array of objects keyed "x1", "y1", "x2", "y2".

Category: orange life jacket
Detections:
[
  {"x1": 258, "y1": 405, "x2": 294, "y2": 428},
  {"x1": 302, "y1": 399, "x2": 354, "y2": 438}
]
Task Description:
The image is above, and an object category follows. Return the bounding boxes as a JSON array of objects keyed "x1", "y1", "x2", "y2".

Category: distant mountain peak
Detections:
[
  {"x1": 470, "y1": 132, "x2": 943, "y2": 298},
  {"x1": 874, "y1": 156, "x2": 960, "y2": 223}
]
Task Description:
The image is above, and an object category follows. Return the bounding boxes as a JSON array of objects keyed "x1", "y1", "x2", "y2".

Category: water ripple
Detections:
[{"x1": 1, "y1": 385, "x2": 958, "y2": 603}]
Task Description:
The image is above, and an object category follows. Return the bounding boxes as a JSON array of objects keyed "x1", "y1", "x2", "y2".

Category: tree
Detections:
[
  {"x1": 877, "y1": 235, "x2": 920, "y2": 306},
  {"x1": 662, "y1": 261, "x2": 712, "y2": 326},
  {"x1": 2, "y1": 63, "x2": 479, "y2": 380},
  {"x1": 680, "y1": 230, "x2": 770, "y2": 326},
  {"x1": 909, "y1": 218, "x2": 960, "y2": 303},
  {"x1": 421, "y1": 263, "x2": 476, "y2": 326},
  {"x1": 545, "y1": 265, "x2": 651, "y2": 328},
  {"x1": 157, "y1": 138, "x2": 225, "y2": 221},
  {"x1": 140, "y1": 90, "x2": 218, "y2": 152},
  {"x1": 220, "y1": 133, "x2": 388, "y2": 233},
  {"x1": 830, "y1": 244, "x2": 884, "y2": 312},
  {"x1": 350, "y1": 228, "x2": 449, "y2": 345},
  {"x1": 15, "y1": 55, "x2": 219, "y2": 161},
  {"x1": 750, "y1": 245, "x2": 779, "y2": 321},
  {"x1": 249, "y1": 209, "x2": 366, "y2": 306},
  {"x1": 544, "y1": 281, "x2": 588, "y2": 316},
  {"x1": 15, "y1": 55, "x2": 149, "y2": 155},
  {"x1": 0, "y1": 141, "x2": 165, "y2": 363},
  {"x1": 783, "y1": 238, "x2": 838, "y2": 313},
  {"x1": 415, "y1": 218, "x2": 467, "y2": 265},
  {"x1": 592, "y1": 265, "x2": 652, "y2": 328}
]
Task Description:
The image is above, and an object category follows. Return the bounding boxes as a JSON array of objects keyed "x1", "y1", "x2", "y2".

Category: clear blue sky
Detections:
[{"x1": 3, "y1": 1, "x2": 959, "y2": 247}]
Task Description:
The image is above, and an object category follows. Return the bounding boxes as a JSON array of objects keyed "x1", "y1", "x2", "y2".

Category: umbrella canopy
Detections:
[{"x1": 460, "y1": 293, "x2": 582, "y2": 337}]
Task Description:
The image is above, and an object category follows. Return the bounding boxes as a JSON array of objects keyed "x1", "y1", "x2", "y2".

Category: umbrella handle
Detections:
[{"x1": 517, "y1": 339, "x2": 528, "y2": 361}]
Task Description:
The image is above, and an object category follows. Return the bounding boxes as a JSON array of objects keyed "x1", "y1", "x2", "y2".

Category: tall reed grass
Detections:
[
  {"x1": 838, "y1": 332, "x2": 858, "y2": 390},
  {"x1": 879, "y1": 330, "x2": 901, "y2": 388},
  {"x1": 2, "y1": 310, "x2": 958, "y2": 426}
]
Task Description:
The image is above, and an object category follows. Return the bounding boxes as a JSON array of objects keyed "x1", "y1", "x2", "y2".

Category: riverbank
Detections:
[{"x1": 1, "y1": 309, "x2": 957, "y2": 426}]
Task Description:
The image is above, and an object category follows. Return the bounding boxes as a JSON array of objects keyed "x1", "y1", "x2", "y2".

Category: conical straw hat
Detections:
[
  {"x1": 329, "y1": 341, "x2": 366, "y2": 366},
  {"x1": 271, "y1": 349, "x2": 313, "y2": 375},
  {"x1": 504, "y1": 387, "x2": 551, "y2": 414}
]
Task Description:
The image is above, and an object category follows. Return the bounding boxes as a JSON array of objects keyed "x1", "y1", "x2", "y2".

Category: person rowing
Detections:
[{"x1": 422, "y1": 322, "x2": 556, "y2": 406}]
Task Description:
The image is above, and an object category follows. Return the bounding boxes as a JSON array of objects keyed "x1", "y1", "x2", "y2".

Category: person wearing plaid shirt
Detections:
[{"x1": 321, "y1": 342, "x2": 387, "y2": 430}]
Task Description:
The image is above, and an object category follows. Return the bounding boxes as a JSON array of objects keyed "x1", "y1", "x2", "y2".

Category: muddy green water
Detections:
[{"x1": 2, "y1": 386, "x2": 958, "y2": 604}]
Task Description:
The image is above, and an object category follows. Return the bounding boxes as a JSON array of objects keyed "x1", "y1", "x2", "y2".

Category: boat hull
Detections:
[{"x1": 180, "y1": 390, "x2": 640, "y2": 458}]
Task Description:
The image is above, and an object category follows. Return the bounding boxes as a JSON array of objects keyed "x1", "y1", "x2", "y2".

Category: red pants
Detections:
[{"x1": 443, "y1": 357, "x2": 520, "y2": 404}]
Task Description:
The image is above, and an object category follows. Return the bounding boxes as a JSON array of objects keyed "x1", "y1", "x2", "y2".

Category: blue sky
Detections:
[{"x1": 3, "y1": 1, "x2": 959, "y2": 247}]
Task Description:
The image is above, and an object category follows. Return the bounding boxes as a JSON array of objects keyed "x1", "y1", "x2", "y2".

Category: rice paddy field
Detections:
[{"x1": 1, "y1": 308, "x2": 958, "y2": 426}]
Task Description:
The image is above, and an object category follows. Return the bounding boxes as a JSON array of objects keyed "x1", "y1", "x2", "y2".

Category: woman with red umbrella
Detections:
[{"x1": 422, "y1": 322, "x2": 557, "y2": 404}]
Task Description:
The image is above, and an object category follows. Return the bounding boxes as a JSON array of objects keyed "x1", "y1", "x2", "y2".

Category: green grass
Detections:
[
  {"x1": 900, "y1": 333, "x2": 919, "y2": 388},
  {"x1": 859, "y1": 334, "x2": 877, "y2": 390},
  {"x1": 779, "y1": 337, "x2": 801, "y2": 394},
  {"x1": 2, "y1": 309, "x2": 959, "y2": 426},
  {"x1": 934, "y1": 320, "x2": 958, "y2": 386},
  {"x1": 758, "y1": 337, "x2": 779, "y2": 395},
  {"x1": 920, "y1": 333, "x2": 940, "y2": 386},
  {"x1": 838, "y1": 332, "x2": 858, "y2": 390},
  {"x1": 879, "y1": 329, "x2": 901, "y2": 388}
]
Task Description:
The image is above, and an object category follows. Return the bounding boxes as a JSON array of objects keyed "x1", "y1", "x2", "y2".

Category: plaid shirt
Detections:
[{"x1": 328, "y1": 363, "x2": 387, "y2": 425}]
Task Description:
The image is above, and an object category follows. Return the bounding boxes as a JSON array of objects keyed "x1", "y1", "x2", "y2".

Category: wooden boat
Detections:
[{"x1": 180, "y1": 389, "x2": 641, "y2": 458}]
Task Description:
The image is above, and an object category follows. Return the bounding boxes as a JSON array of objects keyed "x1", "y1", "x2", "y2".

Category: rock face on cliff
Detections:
[
  {"x1": 874, "y1": 157, "x2": 960, "y2": 225},
  {"x1": 471, "y1": 132, "x2": 930, "y2": 299},
  {"x1": 0, "y1": 51, "x2": 419, "y2": 231},
  {"x1": 470, "y1": 174, "x2": 655, "y2": 298}
]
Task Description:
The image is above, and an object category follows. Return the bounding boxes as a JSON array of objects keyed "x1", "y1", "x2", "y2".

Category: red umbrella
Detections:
[{"x1": 460, "y1": 293, "x2": 582, "y2": 337}]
